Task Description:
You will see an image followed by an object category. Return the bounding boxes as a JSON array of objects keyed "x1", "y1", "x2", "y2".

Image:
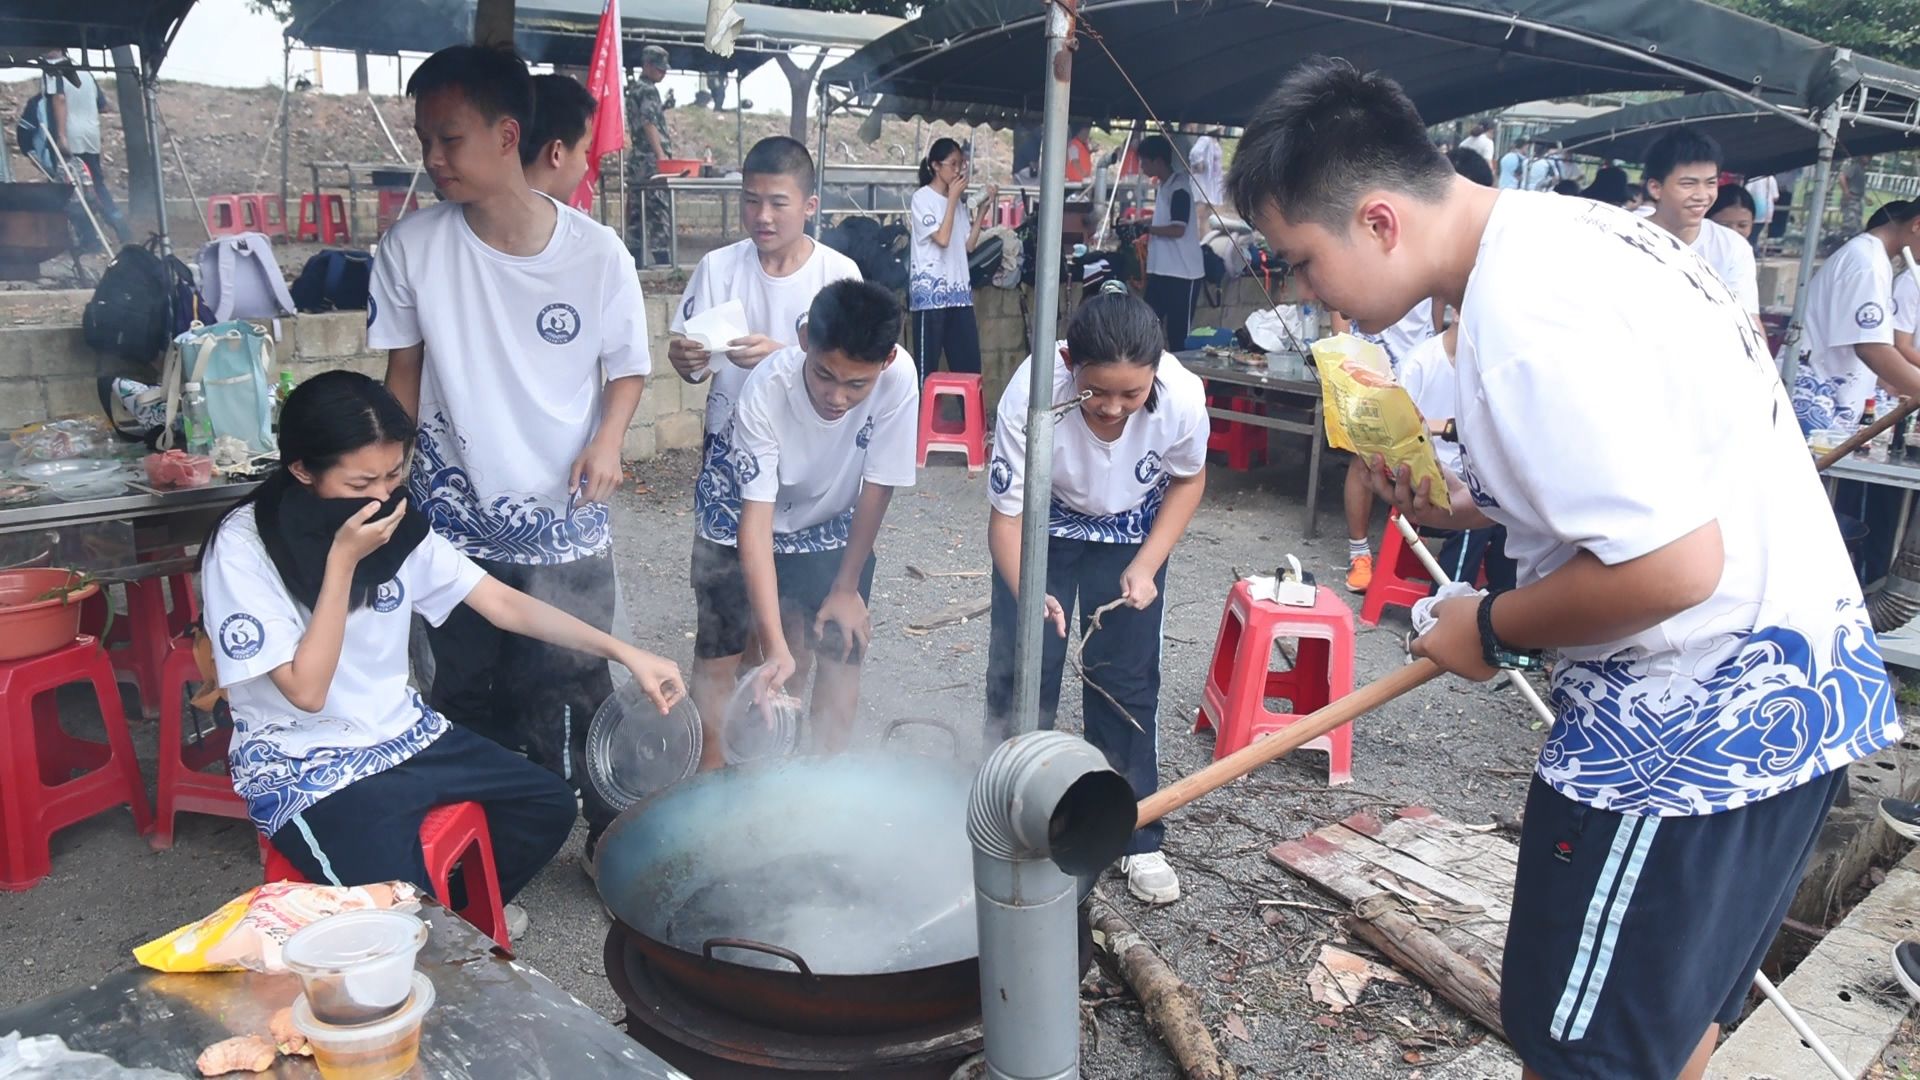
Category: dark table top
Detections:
[
  {"x1": 0, "y1": 901, "x2": 687, "y2": 1079},
  {"x1": 1174, "y1": 349, "x2": 1320, "y2": 395}
]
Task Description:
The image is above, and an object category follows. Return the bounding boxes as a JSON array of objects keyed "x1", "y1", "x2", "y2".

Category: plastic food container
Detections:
[
  {"x1": 283, "y1": 910, "x2": 429, "y2": 1026},
  {"x1": 722, "y1": 664, "x2": 803, "y2": 764},
  {"x1": 1808, "y1": 428, "x2": 1848, "y2": 454},
  {"x1": 292, "y1": 971, "x2": 435, "y2": 1080},
  {"x1": 584, "y1": 683, "x2": 702, "y2": 813}
]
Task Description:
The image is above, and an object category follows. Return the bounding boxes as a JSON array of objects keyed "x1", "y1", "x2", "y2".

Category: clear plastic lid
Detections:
[
  {"x1": 722, "y1": 664, "x2": 803, "y2": 764},
  {"x1": 283, "y1": 910, "x2": 427, "y2": 975},
  {"x1": 584, "y1": 681, "x2": 702, "y2": 813}
]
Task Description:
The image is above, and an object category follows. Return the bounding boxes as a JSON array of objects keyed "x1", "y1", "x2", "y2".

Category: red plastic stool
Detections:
[
  {"x1": 1207, "y1": 394, "x2": 1268, "y2": 471},
  {"x1": 376, "y1": 189, "x2": 420, "y2": 235},
  {"x1": 1193, "y1": 581, "x2": 1354, "y2": 785},
  {"x1": 918, "y1": 372, "x2": 987, "y2": 472},
  {"x1": 205, "y1": 195, "x2": 247, "y2": 237},
  {"x1": 263, "y1": 801, "x2": 510, "y2": 948},
  {"x1": 0, "y1": 637, "x2": 154, "y2": 890},
  {"x1": 1360, "y1": 513, "x2": 1441, "y2": 627},
  {"x1": 239, "y1": 193, "x2": 286, "y2": 236},
  {"x1": 296, "y1": 193, "x2": 351, "y2": 244},
  {"x1": 82, "y1": 575, "x2": 197, "y2": 720},
  {"x1": 151, "y1": 639, "x2": 248, "y2": 851}
]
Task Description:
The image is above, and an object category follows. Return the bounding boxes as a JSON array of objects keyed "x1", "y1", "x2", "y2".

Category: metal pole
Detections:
[
  {"x1": 1779, "y1": 102, "x2": 1842, "y2": 386},
  {"x1": 735, "y1": 70, "x2": 745, "y2": 166},
  {"x1": 279, "y1": 41, "x2": 292, "y2": 217},
  {"x1": 143, "y1": 60, "x2": 171, "y2": 256},
  {"x1": 1011, "y1": 0, "x2": 1077, "y2": 735},
  {"x1": 1751, "y1": 971, "x2": 1852, "y2": 1080},
  {"x1": 815, "y1": 82, "x2": 831, "y2": 238}
]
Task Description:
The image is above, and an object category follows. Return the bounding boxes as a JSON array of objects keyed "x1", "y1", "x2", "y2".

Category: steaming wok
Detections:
[{"x1": 594, "y1": 746, "x2": 982, "y2": 1034}]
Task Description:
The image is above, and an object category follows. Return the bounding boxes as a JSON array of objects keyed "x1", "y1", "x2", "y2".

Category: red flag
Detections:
[{"x1": 572, "y1": 0, "x2": 627, "y2": 210}]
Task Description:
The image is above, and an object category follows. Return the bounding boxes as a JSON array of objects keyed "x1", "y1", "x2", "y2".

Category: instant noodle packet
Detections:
[
  {"x1": 134, "y1": 881, "x2": 419, "y2": 974},
  {"x1": 1310, "y1": 333, "x2": 1452, "y2": 511}
]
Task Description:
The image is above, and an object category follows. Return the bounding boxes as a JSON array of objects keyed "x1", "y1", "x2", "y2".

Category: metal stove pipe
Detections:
[{"x1": 967, "y1": 731, "x2": 1136, "y2": 1080}]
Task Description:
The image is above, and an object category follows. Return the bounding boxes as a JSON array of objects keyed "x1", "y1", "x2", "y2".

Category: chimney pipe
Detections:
[{"x1": 967, "y1": 732, "x2": 1136, "y2": 1080}]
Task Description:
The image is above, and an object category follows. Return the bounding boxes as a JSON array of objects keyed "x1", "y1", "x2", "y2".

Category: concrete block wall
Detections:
[{"x1": 0, "y1": 288, "x2": 709, "y2": 461}]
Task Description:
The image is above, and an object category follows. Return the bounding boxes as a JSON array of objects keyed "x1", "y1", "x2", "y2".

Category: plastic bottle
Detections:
[
  {"x1": 1857, "y1": 397, "x2": 1878, "y2": 457},
  {"x1": 272, "y1": 371, "x2": 296, "y2": 436},
  {"x1": 182, "y1": 382, "x2": 214, "y2": 456}
]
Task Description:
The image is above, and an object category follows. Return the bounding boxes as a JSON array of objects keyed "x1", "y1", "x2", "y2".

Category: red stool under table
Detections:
[
  {"x1": 1207, "y1": 394, "x2": 1268, "y2": 471},
  {"x1": 918, "y1": 372, "x2": 987, "y2": 472},
  {"x1": 82, "y1": 574, "x2": 197, "y2": 720},
  {"x1": 1193, "y1": 581, "x2": 1355, "y2": 785},
  {"x1": 1360, "y1": 512, "x2": 1488, "y2": 627},
  {"x1": 205, "y1": 195, "x2": 247, "y2": 238},
  {"x1": 296, "y1": 193, "x2": 351, "y2": 244},
  {"x1": 151, "y1": 639, "x2": 248, "y2": 851},
  {"x1": 376, "y1": 189, "x2": 421, "y2": 235},
  {"x1": 239, "y1": 193, "x2": 286, "y2": 236},
  {"x1": 0, "y1": 637, "x2": 154, "y2": 890},
  {"x1": 263, "y1": 801, "x2": 509, "y2": 948}
]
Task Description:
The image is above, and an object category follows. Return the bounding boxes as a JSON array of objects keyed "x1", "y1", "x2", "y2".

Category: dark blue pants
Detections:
[
  {"x1": 985, "y1": 536, "x2": 1167, "y2": 855},
  {"x1": 912, "y1": 304, "x2": 982, "y2": 379},
  {"x1": 1426, "y1": 525, "x2": 1518, "y2": 594},
  {"x1": 269, "y1": 725, "x2": 577, "y2": 904}
]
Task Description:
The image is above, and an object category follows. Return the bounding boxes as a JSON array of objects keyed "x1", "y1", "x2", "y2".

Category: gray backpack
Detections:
[{"x1": 197, "y1": 233, "x2": 296, "y2": 322}]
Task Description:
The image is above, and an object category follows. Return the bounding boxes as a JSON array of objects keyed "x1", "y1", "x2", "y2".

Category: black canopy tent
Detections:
[
  {"x1": 0, "y1": 0, "x2": 200, "y2": 256},
  {"x1": 820, "y1": 0, "x2": 1907, "y2": 752},
  {"x1": 286, "y1": 0, "x2": 901, "y2": 75},
  {"x1": 1538, "y1": 59, "x2": 1920, "y2": 178}
]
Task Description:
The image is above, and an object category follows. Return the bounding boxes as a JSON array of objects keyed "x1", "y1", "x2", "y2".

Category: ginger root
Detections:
[{"x1": 195, "y1": 1034, "x2": 276, "y2": 1076}]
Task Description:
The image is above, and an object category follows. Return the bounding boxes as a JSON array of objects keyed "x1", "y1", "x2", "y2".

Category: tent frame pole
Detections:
[
  {"x1": 1779, "y1": 102, "x2": 1843, "y2": 385},
  {"x1": 143, "y1": 53, "x2": 170, "y2": 256},
  {"x1": 816, "y1": 80, "x2": 832, "y2": 237},
  {"x1": 1011, "y1": 0, "x2": 1078, "y2": 735}
]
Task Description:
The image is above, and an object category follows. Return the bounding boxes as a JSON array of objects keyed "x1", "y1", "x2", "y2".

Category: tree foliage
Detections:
[{"x1": 1714, "y1": 0, "x2": 1920, "y2": 68}]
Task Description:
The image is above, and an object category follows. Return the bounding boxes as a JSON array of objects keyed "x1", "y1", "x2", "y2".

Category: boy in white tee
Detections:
[
  {"x1": 1792, "y1": 201, "x2": 1920, "y2": 433},
  {"x1": 730, "y1": 280, "x2": 919, "y2": 751},
  {"x1": 1230, "y1": 60, "x2": 1896, "y2": 1080},
  {"x1": 665, "y1": 137, "x2": 861, "y2": 765},
  {"x1": 1640, "y1": 126, "x2": 1762, "y2": 336},
  {"x1": 368, "y1": 46, "x2": 650, "y2": 870}
]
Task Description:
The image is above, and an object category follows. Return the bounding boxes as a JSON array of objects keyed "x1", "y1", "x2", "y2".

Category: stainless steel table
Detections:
[
  {"x1": 1175, "y1": 349, "x2": 1330, "y2": 537},
  {"x1": 1, "y1": 472, "x2": 258, "y2": 580},
  {"x1": 0, "y1": 899, "x2": 687, "y2": 1079}
]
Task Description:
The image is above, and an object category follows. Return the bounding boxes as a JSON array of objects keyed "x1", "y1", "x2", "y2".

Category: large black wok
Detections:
[{"x1": 594, "y1": 745, "x2": 982, "y2": 1035}]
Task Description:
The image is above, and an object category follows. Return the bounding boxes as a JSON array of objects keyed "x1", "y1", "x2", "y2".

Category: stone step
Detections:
[{"x1": 1709, "y1": 848, "x2": 1920, "y2": 1079}]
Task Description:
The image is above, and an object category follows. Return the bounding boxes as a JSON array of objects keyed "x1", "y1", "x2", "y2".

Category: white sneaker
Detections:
[
  {"x1": 1120, "y1": 852, "x2": 1180, "y2": 904},
  {"x1": 504, "y1": 903, "x2": 530, "y2": 942}
]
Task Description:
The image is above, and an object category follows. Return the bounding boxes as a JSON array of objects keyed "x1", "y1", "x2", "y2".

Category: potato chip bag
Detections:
[
  {"x1": 134, "y1": 881, "x2": 419, "y2": 974},
  {"x1": 1310, "y1": 333, "x2": 1452, "y2": 511},
  {"x1": 133, "y1": 888, "x2": 258, "y2": 973}
]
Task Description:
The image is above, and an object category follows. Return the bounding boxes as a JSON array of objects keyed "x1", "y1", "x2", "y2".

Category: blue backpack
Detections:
[{"x1": 288, "y1": 249, "x2": 373, "y2": 313}]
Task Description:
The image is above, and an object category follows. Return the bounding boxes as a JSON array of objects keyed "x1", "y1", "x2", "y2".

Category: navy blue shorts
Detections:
[{"x1": 1501, "y1": 769, "x2": 1846, "y2": 1078}]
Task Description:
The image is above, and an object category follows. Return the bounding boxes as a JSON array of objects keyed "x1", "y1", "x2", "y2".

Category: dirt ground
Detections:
[{"x1": 0, "y1": 434, "x2": 1557, "y2": 1078}]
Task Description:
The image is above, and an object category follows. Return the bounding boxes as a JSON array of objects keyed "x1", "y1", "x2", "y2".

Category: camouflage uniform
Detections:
[{"x1": 627, "y1": 76, "x2": 672, "y2": 263}]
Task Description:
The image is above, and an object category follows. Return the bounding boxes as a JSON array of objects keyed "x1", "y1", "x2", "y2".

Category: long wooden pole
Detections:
[
  {"x1": 1815, "y1": 397, "x2": 1920, "y2": 471},
  {"x1": 1136, "y1": 659, "x2": 1441, "y2": 827}
]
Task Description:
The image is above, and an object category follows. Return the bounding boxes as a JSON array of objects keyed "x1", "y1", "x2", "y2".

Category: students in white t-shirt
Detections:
[
  {"x1": 1396, "y1": 327, "x2": 1515, "y2": 591},
  {"x1": 1641, "y1": 127, "x2": 1762, "y2": 335},
  {"x1": 1230, "y1": 61, "x2": 1895, "y2": 1078},
  {"x1": 984, "y1": 284, "x2": 1208, "y2": 904},
  {"x1": 663, "y1": 137, "x2": 860, "y2": 767},
  {"x1": 730, "y1": 281, "x2": 920, "y2": 751},
  {"x1": 1791, "y1": 201, "x2": 1920, "y2": 433},
  {"x1": 1139, "y1": 135, "x2": 1207, "y2": 351},
  {"x1": 1894, "y1": 264, "x2": 1920, "y2": 371},
  {"x1": 1459, "y1": 122, "x2": 1496, "y2": 168},
  {"x1": 200, "y1": 372, "x2": 682, "y2": 912},
  {"x1": 368, "y1": 47, "x2": 652, "y2": 871},
  {"x1": 910, "y1": 138, "x2": 996, "y2": 380}
]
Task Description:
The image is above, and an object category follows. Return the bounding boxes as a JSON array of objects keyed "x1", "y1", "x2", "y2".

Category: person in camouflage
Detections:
[{"x1": 627, "y1": 44, "x2": 672, "y2": 265}]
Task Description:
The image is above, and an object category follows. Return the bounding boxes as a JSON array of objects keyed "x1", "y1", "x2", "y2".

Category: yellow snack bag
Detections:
[
  {"x1": 1310, "y1": 333, "x2": 1452, "y2": 511},
  {"x1": 133, "y1": 887, "x2": 259, "y2": 973}
]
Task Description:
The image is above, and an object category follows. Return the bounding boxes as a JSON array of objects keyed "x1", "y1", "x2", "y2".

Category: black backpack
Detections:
[
  {"x1": 821, "y1": 217, "x2": 909, "y2": 292},
  {"x1": 83, "y1": 242, "x2": 205, "y2": 368},
  {"x1": 289, "y1": 249, "x2": 374, "y2": 313},
  {"x1": 13, "y1": 93, "x2": 46, "y2": 160}
]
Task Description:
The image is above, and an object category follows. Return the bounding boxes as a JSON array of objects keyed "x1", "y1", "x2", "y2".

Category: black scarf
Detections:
[{"x1": 257, "y1": 481, "x2": 429, "y2": 611}]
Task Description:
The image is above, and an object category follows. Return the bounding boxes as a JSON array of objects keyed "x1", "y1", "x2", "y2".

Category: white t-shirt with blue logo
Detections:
[
  {"x1": 670, "y1": 237, "x2": 862, "y2": 547},
  {"x1": 1453, "y1": 191, "x2": 1897, "y2": 817},
  {"x1": 1792, "y1": 232, "x2": 1895, "y2": 432},
  {"x1": 368, "y1": 197, "x2": 652, "y2": 564},
  {"x1": 201, "y1": 505, "x2": 487, "y2": 837},
  {"x1": 909, "y1": 185, "x2": 975, "y2": 312},
  {"x1": 728, "y1": 345, "x2": 920, "y2": 552},
  {"x1": 988, "y1": 344, "x2": 1208, "y2": 542}
]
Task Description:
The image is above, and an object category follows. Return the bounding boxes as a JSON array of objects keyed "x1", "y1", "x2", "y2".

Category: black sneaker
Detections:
[
  {"x1": 1880, "y1": 797, "x2": 1920, "y2": 842},
  {"x1": 1895, "y1": 941, "x2": 1920, "y2": 1003}
]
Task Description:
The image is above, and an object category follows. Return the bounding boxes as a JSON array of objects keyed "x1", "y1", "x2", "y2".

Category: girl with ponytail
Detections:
[{"x1": 909, "y1": 137, "x2": 997, "y2": 380}]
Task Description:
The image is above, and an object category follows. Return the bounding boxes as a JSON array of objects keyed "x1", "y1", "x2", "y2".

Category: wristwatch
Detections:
[{"x1": 1477, "y1": 590, "x2": 1544, "y2": 672}]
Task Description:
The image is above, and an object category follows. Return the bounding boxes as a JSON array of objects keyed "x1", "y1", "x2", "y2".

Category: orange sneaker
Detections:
[{"x1": 1346, "y1": 554, "x2": 1374, "y2": 593}]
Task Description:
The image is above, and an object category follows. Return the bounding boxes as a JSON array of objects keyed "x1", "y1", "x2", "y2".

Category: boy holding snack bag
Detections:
[{"x1": 1229, "y1": 59, "x2": 1895, "y2": 1079}]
